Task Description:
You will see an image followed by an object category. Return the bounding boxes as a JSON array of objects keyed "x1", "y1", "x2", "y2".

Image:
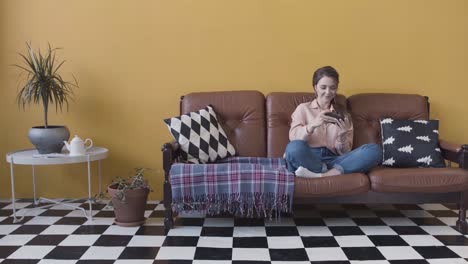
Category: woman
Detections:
[{"x1": 286, "y1": 66, "x2": 382, "y2": 178}]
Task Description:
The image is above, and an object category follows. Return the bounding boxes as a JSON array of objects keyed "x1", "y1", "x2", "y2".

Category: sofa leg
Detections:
[
  {"x1": 456, "y1": 191, "x2": 467, "y2": 234},
  {"x1": 163, "y1": 177, "x2": 173, "y2": 234}
]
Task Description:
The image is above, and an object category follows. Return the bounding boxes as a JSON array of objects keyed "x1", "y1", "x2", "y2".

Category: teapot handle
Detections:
[{"x1": 84, "y1": 138, "x2": 93, "y2": 150}]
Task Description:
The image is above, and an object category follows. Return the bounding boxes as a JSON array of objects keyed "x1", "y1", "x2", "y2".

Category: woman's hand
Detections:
[
  {"x1": 306, "y1": 113, "x2": 328, "y2": 133},
  {"x1": 336, "y1": 115, "x2": 352, "y2": 130},
  {"x1": 336, "y1": 115, "x2": 353, "y2": 141},
  {"x1": 321, "y1": 111, "x2": 341, "y2": 124},
  {"x1": 306, "y1": 111, "x2": 340, "y2": 133},
  {"x1": 300, "y1": 114, "x2": 327, "y2": 140}
]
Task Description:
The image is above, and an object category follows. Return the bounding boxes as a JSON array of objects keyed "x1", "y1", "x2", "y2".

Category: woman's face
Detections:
[{"x1": 314, "y1": 76, "x2": 338, "y2": 105}]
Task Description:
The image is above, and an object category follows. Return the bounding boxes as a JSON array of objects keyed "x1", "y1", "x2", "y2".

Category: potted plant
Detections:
[
  {"x1": 107, "y1": 168, "x2": 152, "y2": 227},
  {"x1": 14, "y1": 42, "x2": 78, "y2": 154}
]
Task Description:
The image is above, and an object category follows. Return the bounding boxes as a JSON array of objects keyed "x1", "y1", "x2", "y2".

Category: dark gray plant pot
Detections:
[{"x1": 28, "y1": 126, "x2": 70, "y2": 154}]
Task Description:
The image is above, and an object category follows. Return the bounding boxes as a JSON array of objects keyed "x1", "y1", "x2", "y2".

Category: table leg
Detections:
[
  {"x1": 9, "y1": 158, "x2": 23, "y2": 223},
  {"x1": 87, "y1": 155, "x2": 93, "y2": 221},
  {"x1": 32, "y1": 165, "x2": 37, "y2": 205},
  {"x1": 98, "y1": 160, "x2": 102, "y2": 196}
]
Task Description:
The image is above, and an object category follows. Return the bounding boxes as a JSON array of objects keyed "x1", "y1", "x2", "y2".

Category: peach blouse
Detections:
[{"x1": 289, "y1": 99, "x2": 353, "y2": 155}]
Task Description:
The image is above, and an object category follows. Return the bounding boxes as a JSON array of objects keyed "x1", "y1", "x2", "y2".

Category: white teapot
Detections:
[{"x1": 63, "y1": 135, "x2": 93, "y2": 156}]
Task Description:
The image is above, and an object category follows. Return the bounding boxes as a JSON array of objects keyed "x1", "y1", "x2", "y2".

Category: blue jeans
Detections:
[{"x1": 285, "y1": 140, "x2": 382, "y2": 174}]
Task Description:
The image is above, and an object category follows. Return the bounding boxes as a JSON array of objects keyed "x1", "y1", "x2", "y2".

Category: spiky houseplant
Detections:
[
  {"x1": 107, "y1": 168, "x2": 153, "y2": 227},
  {"x1": 108, "y1": 168, "x2": 153, "y2": 202},
  {"x1": 14, "y1": 42, "x2": 78, "y2": 153}
]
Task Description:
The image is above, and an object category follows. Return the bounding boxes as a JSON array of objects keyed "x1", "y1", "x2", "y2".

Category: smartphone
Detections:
[{"x1": 323, "y1": 112, "x2": 344, "y2": 121}]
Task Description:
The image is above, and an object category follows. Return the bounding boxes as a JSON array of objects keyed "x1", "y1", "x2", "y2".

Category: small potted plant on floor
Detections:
[
  {"x1": 107, "y1": 168, "x2": 152, "y2": 227},
  {"x1": 13, "y1": 42, "x2": 78, "y2": 154}
]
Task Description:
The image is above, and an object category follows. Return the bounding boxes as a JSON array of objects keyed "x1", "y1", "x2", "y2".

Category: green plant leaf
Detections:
[
  {"x1": 106, "y1": 168, "x2": 153, "y2": 203},
  {"x1": 13, "y1": 42, "x2": 78, "y2": 127}
]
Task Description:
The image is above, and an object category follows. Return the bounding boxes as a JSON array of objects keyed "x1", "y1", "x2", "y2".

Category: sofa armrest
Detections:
[
  {"x1": 439, "y1": 139, "x2": 468, "y2": 169},
  {"x1": 161, "y1": 142, "x2": 179, "y2": 233},
  {"x1": 440, "y1": 139, "x2": 461, "y2": 162},
  {"x1": 161, "y1": 141, "x2": 180, "y2": 173}
]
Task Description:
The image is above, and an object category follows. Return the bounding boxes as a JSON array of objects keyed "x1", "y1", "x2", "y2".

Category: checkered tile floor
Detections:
[{"x1": 0, "y1": 200, "x2": 467, "y2": 263}]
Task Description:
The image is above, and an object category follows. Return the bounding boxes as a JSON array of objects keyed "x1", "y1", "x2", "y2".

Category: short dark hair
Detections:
[{"x1": 312, "y1": 66, "x2": 339, "y2": 87}]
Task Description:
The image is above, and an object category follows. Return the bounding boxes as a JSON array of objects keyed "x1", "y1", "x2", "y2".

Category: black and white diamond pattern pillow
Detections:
[
  {"x1": 380, "y1": 118, "x2": 445, "y2": 168},
  {"x1": 164, "y1": 105, "x2": 236, "y2": 164}
]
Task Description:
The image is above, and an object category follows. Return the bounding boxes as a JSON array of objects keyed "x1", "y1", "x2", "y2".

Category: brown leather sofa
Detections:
[{"x1": 162, "y1": 91, "x2": 468, "y2": 234}]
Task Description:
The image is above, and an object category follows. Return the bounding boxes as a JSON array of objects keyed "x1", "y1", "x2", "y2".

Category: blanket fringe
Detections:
[{"x1": 172, "y1": 192, "x2": 292, "y2": 219}]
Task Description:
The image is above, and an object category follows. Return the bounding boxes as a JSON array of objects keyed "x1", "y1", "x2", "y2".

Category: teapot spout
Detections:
[{"x1": 63, "y1": 141, "x2": 70, "y2": 151}]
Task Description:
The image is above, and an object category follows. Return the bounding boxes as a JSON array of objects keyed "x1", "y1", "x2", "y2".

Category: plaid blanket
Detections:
[{"x1": 170, "y1": 157, "x2": 295, "y2": 218}]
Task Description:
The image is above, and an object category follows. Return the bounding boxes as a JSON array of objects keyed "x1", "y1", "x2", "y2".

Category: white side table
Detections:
[{"x1": 5, "y1": 147, "x2": 109, "y2": 223}]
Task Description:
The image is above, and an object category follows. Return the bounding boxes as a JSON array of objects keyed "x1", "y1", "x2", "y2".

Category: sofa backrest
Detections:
[
  {"x1": 179, "y1": 91, "x2": 429, "y2": 159},
  {"x1": 181, "y1": 90, "x2": 266, "y2": 157},
  {"x1": 347, "y1": 93, "x2": 429, "y2": 147},
  {"x1": 266, "y1": 92, "x2": 348, "y2": 158}
]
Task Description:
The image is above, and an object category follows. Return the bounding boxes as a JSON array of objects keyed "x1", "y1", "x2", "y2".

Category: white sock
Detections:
[{"x1": 295, "y1": 166, "x2": 322, "y2": 178}]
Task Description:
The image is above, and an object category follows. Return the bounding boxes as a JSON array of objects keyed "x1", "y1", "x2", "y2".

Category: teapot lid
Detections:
[{"x1": 71, "y1": 135, "x2": 83, "y2": 143}]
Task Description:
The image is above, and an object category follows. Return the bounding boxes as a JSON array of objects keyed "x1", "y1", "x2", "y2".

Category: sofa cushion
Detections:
[
  {"x1": 266, "y1": 92, "x2": 347, "y2": 158},
  {"x1": 380, "y1": 118, "x2": 445, "y2": 168},
  {"x1": 347, "y1": 94, "x2": 429, "y2": 148},
  {"x1": 369, "y1": 167, "x2": 468, "y2": 193},
  {"x1": 181, "y1": 91, "x2": 266, "y2": 157},
  {"x1": 164, "y1": 105, "x2": 236, "y2": 163},
  {"x1": 294, "y1": 173, "x2": 369, "y2": 198}
]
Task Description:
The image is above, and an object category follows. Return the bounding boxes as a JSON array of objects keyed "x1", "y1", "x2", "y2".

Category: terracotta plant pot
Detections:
[{"x1": 107, "y1": 184, "x2": 150, "y2": 227}]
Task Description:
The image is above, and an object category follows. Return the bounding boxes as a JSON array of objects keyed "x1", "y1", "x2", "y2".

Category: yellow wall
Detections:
[{"x1": 1, "y1": 0, "x2": 467, "y2": 200}]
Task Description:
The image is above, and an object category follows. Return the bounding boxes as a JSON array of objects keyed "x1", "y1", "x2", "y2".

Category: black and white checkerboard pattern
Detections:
[{"x1": 0, "y1": 200, "x2": 467, "y2": 263}]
